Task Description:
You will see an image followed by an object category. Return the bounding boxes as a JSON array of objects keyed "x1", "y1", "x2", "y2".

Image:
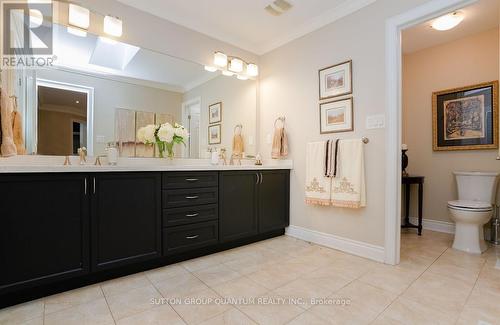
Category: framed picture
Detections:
[
  {"x1": 432, "y1": 81, "x2": 498, "y2": 151},
  {"x1": 319, "y1": 60, "x2": 352, "y2": 100},
  {"x1": 208, "y1": 124, "x2": 221, "y2": 144},
  {"x1": 320, "y1": 98, "x2": 353, "y2": 134},
  {"x1": 209, "y1": 102, "x2": 222, "y2": 124}
]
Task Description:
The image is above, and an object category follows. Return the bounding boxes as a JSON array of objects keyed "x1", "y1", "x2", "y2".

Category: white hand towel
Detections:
[
  {"x1": 331, "y1": 139, "x2": 366, "y2": 208},
  {"x1": 305, "y1": 142, "x2": 331, "y2": 206}
]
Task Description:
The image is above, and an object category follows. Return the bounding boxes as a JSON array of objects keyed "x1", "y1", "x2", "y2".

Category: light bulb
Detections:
[
  {"x1": 229, "y1": 58, "x2": 243, "y2": 73},
  {"x1": 237, "y1": 75, "x2": 248, "y2": 80},
  {"x1": 214, "y1": 52, "x2": 228, "y2": 67},
  {"x1": 246, "y1": 63, "x2": 259, "y2": 77},
  {"x1": 68, "y1": 4, "x2": 90, "y2": 29},
  {"x1": 204, "y1": 66, "x2": 217, "y2": 72},
  {"x1": 104, "y1": 15, "x2": 123, "y2": 37},
  {"x1": 431, "y1": 11, "x2": 464, "y2": 31},
  {"x1": 222, "y1": 70, "x2": 234, "y2": 77}
]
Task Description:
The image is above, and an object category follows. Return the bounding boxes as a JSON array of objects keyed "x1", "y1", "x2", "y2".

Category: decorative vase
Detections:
[{"x1": 157, "y1": 141, "x2": 175, "y2": 159}]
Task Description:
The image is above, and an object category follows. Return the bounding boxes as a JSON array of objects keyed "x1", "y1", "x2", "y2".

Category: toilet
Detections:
[{"x1": 448, "y1": 172, "x2": 499, "y2": 254}]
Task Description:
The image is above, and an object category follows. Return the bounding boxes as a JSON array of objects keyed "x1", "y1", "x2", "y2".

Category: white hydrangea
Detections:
[
  {"x1": 158, "y1": 123, "x2": 175, "y2": 143},
  {"x1": 137, "y1": 124, "x2": 157, "y2": 143},
  {"x1": 174, "y1": 125, "x2": 189, "y2": 139}
]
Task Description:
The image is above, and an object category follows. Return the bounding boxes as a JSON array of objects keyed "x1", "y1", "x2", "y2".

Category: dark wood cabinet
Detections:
[
  {"x1": 0, "y1": 174, "x2": 89, "y2": 292},
  {"x1": 91, "y1": 173, "x2": 161, "y2": 271},
  {"x1": 219, "y1": 171, "x2": 259, "y2": 242},
  {"x1": 259, "y1": 170, "x2": 290, "y2": 233}
]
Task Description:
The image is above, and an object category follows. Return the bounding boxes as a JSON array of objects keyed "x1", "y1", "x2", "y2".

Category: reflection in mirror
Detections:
[{"x1": 17, "y1": 23, "x2": 257, "y2": 159}]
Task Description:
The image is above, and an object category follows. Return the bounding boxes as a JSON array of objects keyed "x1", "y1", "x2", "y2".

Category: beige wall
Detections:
[
  {"x1": 38, "y1": 108, "x2": 85, "y2": 156},
  {"x1": 402, "y1": 28, "x2": 499, "y2": 223},
  {"x1": 37, "y1": 69, "x2": 183, "y2": 155},
  {"x1": 258, "y1": 0, "x2": 429, "y2": 247},
  {"x1": 184, "y1": 76, "x2": 257, "y2": 157}
]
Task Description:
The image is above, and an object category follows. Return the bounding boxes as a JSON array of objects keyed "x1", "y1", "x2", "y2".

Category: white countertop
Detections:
[{"x1": 0, "y1": 156, "x2": 293, "y2": 173}]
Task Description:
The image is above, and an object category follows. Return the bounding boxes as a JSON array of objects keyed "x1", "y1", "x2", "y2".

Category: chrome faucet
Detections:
[
  {"x1": 77, "y1": 147, "x2": 87, "y2": 165},
  {"x1": 229, "y1": 153, "x2": 242, "y2": 166}
]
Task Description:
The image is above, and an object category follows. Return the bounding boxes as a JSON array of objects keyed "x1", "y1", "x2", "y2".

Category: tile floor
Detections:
[{"x1": 1, "y1": 230, "x2": 499, "y2": 325}]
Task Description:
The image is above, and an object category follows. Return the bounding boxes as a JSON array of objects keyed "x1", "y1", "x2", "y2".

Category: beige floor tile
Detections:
[
  {"x1": 193, "y1": 264, "x2": 241, "y2": 287},
  {"x1": 358, "y1": 264, "x2": 423, "y2": 294},
  {"x1": 326, "y1": 255, "x2": 378, "y2": 280},
  {"x1": 199, "y1": 308, "x2": 257, "y2": 325},
  {"x1": 457, "y1": 288, "x2": 500, "y2": 325},
  {"x1": 211, "y1": 276, "x2": 269, "y2": 299},
  {"x1": 44, "y1": 298, "x2": 114, "y2": 325},
  {"x1": 309, "y1": 300, "x2": 378, "y2": 325},
  {"x1": 19, "y1": 316, "x2": 44, "y2": 325},
  {"x1": 246, "y1": 265, "x2": 301, "y2": 290},
  {"x1": 335, "y1": 280, "x2": 397, "y2": 315},
  {"x1": 101, "y1": 273, "x2": 151, "y2": 298},
  {"x1": 44, "y1": 284, "x2": 103, "y2": 315},
  {"x1": 273, "y1": 277, "x2": 337, "y2": 309},
  {"x1": 170, "y1": 288, "x2": 231, "y2": 324},
  {"x1": 223, "y1": 256, "x2": 276, "y2": 275},
  {"x1": 116, "y1": 304, "x2": 186, "y2": 325},
  {"x1": 0, "y1": 299, "x2": 44, "y2": 325},
  {"x1": 236, "y1": 295, "x2": 304, "y2": 325},
  {"x1": 402, "y1": 271, "x2": 473, "y2": 314},
  {"x1": 106, "y1": 284, "x2": 162, "y2": 320},
  {"x1": 181, "y1": 254, "x2": 226, "y2": 272},
  {"x1": 427, "y1": 258, "x2": 481, "y2": 285},
  {"x1": 377, "y1": 297, "x2": 457, "y2": 325},
  {"x1": 300, "y1": 267, "x2": 353, "y2": 293},
  {"x1": 286, "y1": 311, "x2": 331, "y2": 325},
  {"x1": 145, "y1": 264, "x2": 189, "y2": 285},
  {"x1": 154, "y1": 273, "x2": 209, "y2": 299},
  {"x1": 438, "y1": 248, "x2": 486, "y2": 271}
]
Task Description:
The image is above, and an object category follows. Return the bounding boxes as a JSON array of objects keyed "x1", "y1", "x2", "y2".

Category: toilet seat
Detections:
[{"x1": 447, "y1": 200, "x2": 493, "y2": 212}]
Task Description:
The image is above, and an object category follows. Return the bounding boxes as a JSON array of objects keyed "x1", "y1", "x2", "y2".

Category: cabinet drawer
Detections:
[
  {"x1": 162, "y1": 172, "x2": 218, "y2": 189},
  {"x1": 163, "y1": 221, "x2": 218, "y2": 255},
  {"x1": 163, "y1": 204, "x2": 218, "y2": 227},
  {"x1": 162, "y1": 187, "x2": 218, "y2": 208}
]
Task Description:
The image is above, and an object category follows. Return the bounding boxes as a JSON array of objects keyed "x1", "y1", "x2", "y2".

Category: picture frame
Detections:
[
  {"x1": 319, "y1": 60, "x2": 352, "y2": 100},
  {"x1": 209, "y1": 102, "x2": 222, "y2": 124},
  {"x1": 208, "y1": 124, "x2": 221, "y2": 145},
  {"x1": 320, "y1": 98, "x2": 354, "y2": 134},
  {"x1": 432, "y1": 81, "x2": 498, "y2": 151}
]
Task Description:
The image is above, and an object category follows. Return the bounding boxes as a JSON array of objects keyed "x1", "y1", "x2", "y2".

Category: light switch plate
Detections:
[{"x1": 366, "y1": 114, "x2": 385, "y2": 129}]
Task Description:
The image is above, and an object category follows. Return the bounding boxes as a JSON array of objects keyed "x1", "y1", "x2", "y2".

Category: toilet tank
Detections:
[{"x1": 454, "y1": 172, "x2": 499, "y2": 203}]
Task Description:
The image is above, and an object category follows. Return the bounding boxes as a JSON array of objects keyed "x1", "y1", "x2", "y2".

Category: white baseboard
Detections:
[
  {"x1": 408, "y1": 217, "x2": 455, "y2": 234},
  {"x1": 285, "y1": 225, "x2": 385, "y2": 263}
]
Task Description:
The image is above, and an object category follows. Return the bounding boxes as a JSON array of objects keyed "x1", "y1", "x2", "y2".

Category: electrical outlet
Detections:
[{"x1": 366, "y1": 115, "x2": 385, "y2": 129}]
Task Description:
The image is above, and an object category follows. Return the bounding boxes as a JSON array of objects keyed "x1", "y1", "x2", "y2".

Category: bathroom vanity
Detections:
[{"x1": 0, "y1": 162, "x2": 291, "y2": 307}]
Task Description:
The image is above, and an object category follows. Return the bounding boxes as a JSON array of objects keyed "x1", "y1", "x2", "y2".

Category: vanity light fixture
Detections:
[
  {"x1": 204, "y1": 65, "x2": 218, "y2": 72},
  {"x1": 68, "y1": 4, "x2": 90, "y2": 30},
  {"x1": 247, "y1": 63, "x2": 259, "y2": 77},
  {"x1": 228, "y1": 58, "x2": 244, "y2": 73},
  {"x1": 431, "y1": 11, "x2": 464, "y2": 31},
  {"x1": 237, "y1": 75, "x2": 248, "y2": 81},
  {"x1": 214, "y1": 51, "x2": 228, "y2": 67},
  {"x1": 67, "y1": 26, "x2": 87, "y2": 37},
  {"x1": 222, "y1": 70, "x2": 234, "y2": 77},
  {"x1": 104, "y1": 15, "x2": 123, "y2": 37}
]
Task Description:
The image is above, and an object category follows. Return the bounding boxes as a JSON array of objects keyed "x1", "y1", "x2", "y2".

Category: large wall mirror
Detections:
[{"x1": 16, "y1": 23, "x2": 257, "y2": 158}]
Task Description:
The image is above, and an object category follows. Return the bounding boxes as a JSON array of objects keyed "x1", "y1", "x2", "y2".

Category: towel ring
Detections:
[{"x1": 274, "y1": 116, "x2": 286, "y2": 128}]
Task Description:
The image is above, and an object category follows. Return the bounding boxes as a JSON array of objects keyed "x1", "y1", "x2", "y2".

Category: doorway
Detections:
[{"x1": 182, "y1": 98, "x2": 201, "y2": 158}]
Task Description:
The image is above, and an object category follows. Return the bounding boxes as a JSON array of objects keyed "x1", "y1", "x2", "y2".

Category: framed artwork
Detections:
[
  {"x1": 432, "y1": 81, "x2": 498, "y2": 151},
  {"x1": 208, "y1": 124, "x2": 221, "y2": 144},
  {"x1": 209, "y1": 102, "x2": 222, "y2": 124},
  {"x1": 320, "y1": 98, "x2": 353, "y2": 134},
  {"x1": 319, "y1": 60, "x2": 352, "y2": 100}
]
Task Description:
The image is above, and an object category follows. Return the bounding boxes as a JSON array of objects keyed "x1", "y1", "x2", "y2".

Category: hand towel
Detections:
[
  {"x1": 331, "y1": 139, "x2": 366, "y2": 208},
  {"x1": 232, "y1": 134, "x2": 244, "y2": 158},
  {"x1": 12, "y1": 109, "x2": 26, "y2": 155},
  {"x1": 305, "y1": 141, "x2": 331, "y2": 206},
  {"x1": 0, "y1": 87, "x2": 17, "y2": 157},
  {"x1": 271, "y1": 127, "x2": 289, "y2": 159}
]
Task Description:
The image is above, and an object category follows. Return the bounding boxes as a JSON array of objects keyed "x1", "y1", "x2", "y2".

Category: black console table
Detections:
[{"x1": 402, "y1": 176, "x2": 424, "y2": 236}]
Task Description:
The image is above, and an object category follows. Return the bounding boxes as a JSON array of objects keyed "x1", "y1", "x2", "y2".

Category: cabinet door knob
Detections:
[
  {"x1": 185, "y1": 196, "x2": 199, "y2": 200},
  {"x1": 186, "y1": 235, "x2": 199, "y2": 239},
  {"x1": 186, "y1": 213, "x2": 199, "y2": 217},
  {"x1": 185, "y1": 178, "x2": 199, "y2": 182}
]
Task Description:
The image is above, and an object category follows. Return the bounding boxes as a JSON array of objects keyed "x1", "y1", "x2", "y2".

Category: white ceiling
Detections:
[
  {"x1": 402, "y1": 0, "x2": 499, "y2": 54},
  {"x1": 115, "y1": 0, "x2": 377, "y2": 55}
]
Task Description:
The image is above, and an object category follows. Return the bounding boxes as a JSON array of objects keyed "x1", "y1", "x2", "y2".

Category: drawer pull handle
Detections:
[
  {"x1": 185, "y1": 196, "x2": 199, "y2": 200},
  {"x1": 186, "y1": 235, "x2": 199, "y2": 239},
  {"x1": 186, "y1": 213, "x2": 199, "y2": 217},
  {"x1": 185, "y1": 178, "x2": 199, "y2": 182}
]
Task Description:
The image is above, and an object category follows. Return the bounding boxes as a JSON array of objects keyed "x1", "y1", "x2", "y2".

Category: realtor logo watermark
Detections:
[{"x1": 1, "y1": 0, "x2": 55, "y2": 69}]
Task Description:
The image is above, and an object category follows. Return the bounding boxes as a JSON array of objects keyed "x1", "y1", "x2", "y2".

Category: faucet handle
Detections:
[{"x1": 63, "y1": 156, "x2": 71, "y2": 166}]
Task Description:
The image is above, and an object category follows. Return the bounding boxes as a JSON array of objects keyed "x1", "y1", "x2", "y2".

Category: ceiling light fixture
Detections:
[
  {"x1": 222, "y1": 70, "x2": 234, "y2": 77},
  {"x1": 204, "y1": 66, "x2": 217, "y2": 72},
  {"x1": 228, "y1": 58, "x2": 244, "y2": 73},
  {"x1": 68, "y1": 4, "x2": 90, "y2": 29},
  {"x1": 246, "y1": 63, "x2": 259, "y2": 77},
  {"x1": 214, "y1": 52, "x2": 228, "y2": 67},
  {"x1": 431, "y1": 11, "x2": 464, "y2": 31},
  {"x1": 104, "y1": 15, "x2": 123, "y2": 37},
  {"x1": 67, "y1": 26, "x2": 87, "y2": 37},
  {"x1": 237, "y1": 75, "x2": 248, "y2": 81}
]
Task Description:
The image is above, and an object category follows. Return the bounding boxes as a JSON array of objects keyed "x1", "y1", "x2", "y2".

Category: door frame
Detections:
[
  {"x1": 181, "y1": 97, "x2": 201, "y2": 158},
  {"x1": 34, "y1": 79, "x2": 95, "y2": 156},
  {"x1": 384, "y1": 0, "x2": 477, "y2": 265}
]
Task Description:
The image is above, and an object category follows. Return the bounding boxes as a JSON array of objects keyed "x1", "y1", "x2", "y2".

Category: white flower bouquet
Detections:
[{"x1": 137, "y1": 122, "x2": 189, "y2": 159}]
